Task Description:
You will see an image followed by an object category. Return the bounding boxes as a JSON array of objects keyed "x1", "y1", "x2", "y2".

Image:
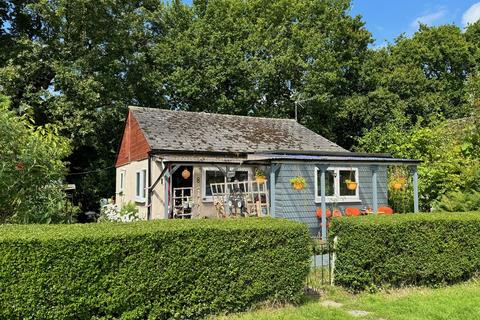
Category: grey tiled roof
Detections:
[{"x1": 130, "y1": 106, "x2": 347, "y2": 154}]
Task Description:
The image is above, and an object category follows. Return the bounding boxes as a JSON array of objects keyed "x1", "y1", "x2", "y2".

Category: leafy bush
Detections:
[
  {"x1": 0, "y1": 218, "x2": 311, "y2": 319},
  {"x1": 99, "y1": 200, "x2": 139, "y2": 222},
  {"x1": 330, "y1": 213, "x2": 480, "y2": 291},
  {"x1": 433, "y1": 191, "x2": 480, "y2": 212},
  {"x1": 358, "y1": 111, "x2": 480, "y2": 211},
  {"x1": 0, "y1": 95, "x2": 74, "y2": 223}
]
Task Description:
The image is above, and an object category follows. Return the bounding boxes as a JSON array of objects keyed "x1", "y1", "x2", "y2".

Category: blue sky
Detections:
[{"x1": 350, "y1": 0, "x2": 480, "y2": 46}]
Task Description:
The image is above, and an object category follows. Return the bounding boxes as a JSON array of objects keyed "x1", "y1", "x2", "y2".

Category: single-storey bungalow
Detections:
[{"x1": 115, "y1": 106, "x2": 420, "y2": 238}]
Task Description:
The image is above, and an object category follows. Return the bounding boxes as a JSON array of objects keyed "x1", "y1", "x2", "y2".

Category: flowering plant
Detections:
[{"x1": 99, "y1": 199, "x2": 139, "y2": 222}]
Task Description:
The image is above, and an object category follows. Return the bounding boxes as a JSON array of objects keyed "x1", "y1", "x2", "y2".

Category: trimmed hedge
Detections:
[
  {"x1": 330, "y1": 212, "x2": 480, "y2": 291},
  {"x1": 0, "y1": 218, "x2": 311, "y2": 319}
]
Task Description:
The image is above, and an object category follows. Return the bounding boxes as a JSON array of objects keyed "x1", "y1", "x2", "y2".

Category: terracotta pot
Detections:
[
  {"x1": 346, "y1": 181, "x2": 358, "y2": 191},
  {"x1": 292, "y1": 181, "x2": 305, "y2": 190}
]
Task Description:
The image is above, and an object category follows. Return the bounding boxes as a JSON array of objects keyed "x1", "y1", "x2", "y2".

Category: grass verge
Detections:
[{"x1": 214, "y1": 279, "x2": 480, "y2": 320}]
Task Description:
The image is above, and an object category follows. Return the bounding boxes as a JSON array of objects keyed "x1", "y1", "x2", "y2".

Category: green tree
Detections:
[{"x1": 0, "y1": 95, "x2": 74, "y2": 223}]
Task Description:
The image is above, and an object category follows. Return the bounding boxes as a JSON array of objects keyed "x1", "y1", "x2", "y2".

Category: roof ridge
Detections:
[{"x1": 128, "y1": 105, "x2": 297, "y2": 122}]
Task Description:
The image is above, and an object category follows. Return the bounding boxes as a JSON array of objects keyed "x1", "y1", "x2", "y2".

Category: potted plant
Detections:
[
  {"x1": 345, "y1": 179, "x2": 358, "y2": 191},
  {"x1": 390, "y1": 168, "x2": 407, "y2": 190},
  {"x1": 344, "y1": 169, "x2": 357, "y2": 190},
  {"x1": 255, "y1": 169, "x2": 267, "y2": 183},
  {"x1": 290, "y1": 176, "x2": 306, "y2": 190}
]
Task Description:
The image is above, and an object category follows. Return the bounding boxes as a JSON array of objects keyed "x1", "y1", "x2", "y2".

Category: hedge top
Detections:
[
  {"x1": 331, "y1": 211, "x2": 480, "y2": 227},
  {"x1": 0, "y1": 217, "x2": 306, "y2": 241}
]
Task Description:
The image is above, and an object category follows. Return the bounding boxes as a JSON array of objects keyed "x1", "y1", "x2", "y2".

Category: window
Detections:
[
  {"x1": 315, "y1": 167, "x2": 359, "y2": 203},
  {"x1": 119, "y1": 171, "x2": 125, "y2": 193},
  {"x1": 135, "y1": 169, "x2": 147, "y2": 202},
  {"x1": 201, "y1": 167, "x2": 251, "y2": 201}
]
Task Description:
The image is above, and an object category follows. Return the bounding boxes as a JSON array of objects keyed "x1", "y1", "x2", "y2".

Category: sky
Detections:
[{"x1": 350, "y1": 0, "x2": 480, "y2": 46}]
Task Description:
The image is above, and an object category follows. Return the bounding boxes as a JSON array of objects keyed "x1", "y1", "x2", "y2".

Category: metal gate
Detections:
[{"x1": 305, "y1": 237, "x2": 334, "y2": 292}]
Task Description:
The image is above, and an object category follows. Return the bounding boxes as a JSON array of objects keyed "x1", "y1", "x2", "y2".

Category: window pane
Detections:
[
  {"x1": 229, "y1": 170, "x2": 249, "y2": 182},
  {"x1": 317, "y1": 170, "x2": 335, "y2": 197},
  {"x1": 205, "y1": 170, "x2": 225, "y2": 197},
  {"x1": 136, "y1": 172, "x2": 141, "y2": 197},
  {"x1": 339, "y1": 170, "x2": 356, "y2": 196},
  {"x1": 141, "y1": 170, "x2": 147, "y2": 198}
]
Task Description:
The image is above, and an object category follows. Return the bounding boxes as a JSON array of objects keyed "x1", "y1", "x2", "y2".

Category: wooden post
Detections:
[
  {"x1": 372, "y1": 165, "x2": 378, "y2": 214},
  {"x1": 317, "y1": 165, "x2": 328, "y2": 241},
  {"x1": 164, "y1": 170, "x2": 170, "y2": 219},
  {"x1": 163, "y1": 165, "x2": 180, "y2": 219},
  {"x1": 412, "y1": 166, "x2": 419, "y2": 213},
  {"x1": 269, "y1": 164, "x2": 280, "y2": 217}
]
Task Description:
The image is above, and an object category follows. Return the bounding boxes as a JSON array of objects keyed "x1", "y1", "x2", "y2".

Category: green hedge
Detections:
[
  {"x1": 330, "y1": 212, "x2": 480, "y2": 291},
  {"x1": 0, "y1": 218, "x2": 311, "y2": 319}
]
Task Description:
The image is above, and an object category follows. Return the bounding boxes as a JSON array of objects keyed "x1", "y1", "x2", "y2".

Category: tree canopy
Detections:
[{"x1": 0, "y1": 0, "x2": 479, "y2": 213}]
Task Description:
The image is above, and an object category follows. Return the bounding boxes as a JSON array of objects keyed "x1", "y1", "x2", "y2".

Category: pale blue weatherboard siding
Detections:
[{"x1": 274, "y1": 163, "x2": 388, "y2": 235}]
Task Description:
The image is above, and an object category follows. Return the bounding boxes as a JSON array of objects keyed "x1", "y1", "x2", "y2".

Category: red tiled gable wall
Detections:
[{"x1": 115, "y1": 110, "x2": 151, "y2": 167}]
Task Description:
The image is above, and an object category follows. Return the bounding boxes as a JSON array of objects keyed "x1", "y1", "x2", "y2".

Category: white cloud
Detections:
[
  {"x1": 410, "y1": 8, "x2": 447, "y2": 29},
  {"x1": 462, "y1": 2, "x2": 480, "y2": 26}
]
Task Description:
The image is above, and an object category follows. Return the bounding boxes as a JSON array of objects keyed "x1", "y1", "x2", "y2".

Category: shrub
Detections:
[
  {"x1": 433, "y1": 190, "x2": 480, "y2": 212},
  {"x1": 0, "y1": 95, "x2": 74, "y2": 223},
  {"x1": 0, "y1": 218, "x2": 311, "y2": 319},
  {"x1": 99, "y1": 200, "x2": 139, "y2": 222},
  {"x1": 330, "y1": 212, "x2": 480, "y2": 291}
]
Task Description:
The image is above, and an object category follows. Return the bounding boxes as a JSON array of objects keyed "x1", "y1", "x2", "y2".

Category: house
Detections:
[{"x1": 115, "y1": 106, "x2": 420, "y2": 237}]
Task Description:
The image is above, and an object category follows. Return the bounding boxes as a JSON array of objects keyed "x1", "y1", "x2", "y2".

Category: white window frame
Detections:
[
  {"x1": 314, "y1": 167, "x2": 360, "y2": 203},
  {"x1": 135, "y1": 169, "x2": 147, "y2": 203},
  {"x1": 201, "y1": 167, "x2": 253, "y2": 202},
  {"x1": 119, "y1": 170, "x2": 125, "y2": 193}
]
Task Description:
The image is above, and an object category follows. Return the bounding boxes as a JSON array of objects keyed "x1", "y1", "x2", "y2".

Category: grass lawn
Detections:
[{"x1": 214, "y1": 279, "x2": 480, "y2": 320}]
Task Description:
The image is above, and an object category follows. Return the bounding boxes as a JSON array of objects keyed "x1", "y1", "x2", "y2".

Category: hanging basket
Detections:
[
  {"x1": 391, "y1": 177, "x2": 407, "y2": 190},
  {"x1": 392, "y1": 182, "x2": 403, "y2": 190},
  {"x1": 345, "y1": 180, "x2": 358, "y2": 191},
  {"x1": 290, "y1": 176, "x2": 306, "y2": 190},
  {"x1": 292, "y1": 181, "x2": 305, "y2": 190}
]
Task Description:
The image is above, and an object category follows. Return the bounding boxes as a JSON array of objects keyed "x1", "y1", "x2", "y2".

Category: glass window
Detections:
[
  {"x1": 135, "y1": 170, "x2": 147, "y2": 201},
  {"x1": 136, "y1": 172, "x2": 141, "y2": 198},
  {"x1": 203, "y1": 168, "x2": 251, "y2": 201},
  {"x1": 230, "y1": 170, "x2": 249, "y2": 183},
  {"x1": 339, "y1": 170, "x2": 356, "y2": 196},
  {"x1": 141, "y1": 169, "x2": 146, "y2": 199},
  {"x1": 317, "y1": 170, "x2": 335, "y2": 197},
  {"x1": 315, "y1": 167, "x2": 359, "y2": 202},
  {"x1": 120, "y1": 171, "x2": 125, "y2": 191},
  {"x1": 204, "y1": 170, "x2": 225, "y2": 197}
]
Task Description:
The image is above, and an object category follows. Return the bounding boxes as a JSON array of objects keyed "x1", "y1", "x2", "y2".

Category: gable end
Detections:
[{"x1": 115, "y1": 110, "x2": 151, "y2": 167}]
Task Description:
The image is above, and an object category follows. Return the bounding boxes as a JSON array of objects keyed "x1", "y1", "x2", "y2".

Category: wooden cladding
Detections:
[{"x1": 115, "y1": 110, "x2": 151, "y2": 167}]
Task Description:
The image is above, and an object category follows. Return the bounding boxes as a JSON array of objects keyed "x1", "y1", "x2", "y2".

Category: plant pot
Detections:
[
  {"x1": 256, "y1": 176, "x2": 267, "y2": 184},
  {"x1": 346, "y1": 181, "x2": 358, "y2": 190},
  {"x1": 292, "y1": 181, "x2": 305, "y2": 190}
]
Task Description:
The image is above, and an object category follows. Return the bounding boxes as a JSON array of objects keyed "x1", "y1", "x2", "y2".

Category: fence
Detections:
[{"x1": 305, "y1": 237, "x2": 335, "y2": 292}]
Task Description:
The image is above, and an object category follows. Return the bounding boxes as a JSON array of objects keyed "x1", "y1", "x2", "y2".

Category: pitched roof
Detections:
[{"x1": 129, "y1": 106, "x2": 347, "y2": 154}]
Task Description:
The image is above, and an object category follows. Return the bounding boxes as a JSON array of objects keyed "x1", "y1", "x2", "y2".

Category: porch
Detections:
[{"x1": 147, "y1": 151, "x2": 421, "y2": 240}]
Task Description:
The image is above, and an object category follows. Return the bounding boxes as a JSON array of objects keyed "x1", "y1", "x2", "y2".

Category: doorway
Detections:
[{"x1": 171, "y1": 166, "x2": 194, "y2": 218}]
